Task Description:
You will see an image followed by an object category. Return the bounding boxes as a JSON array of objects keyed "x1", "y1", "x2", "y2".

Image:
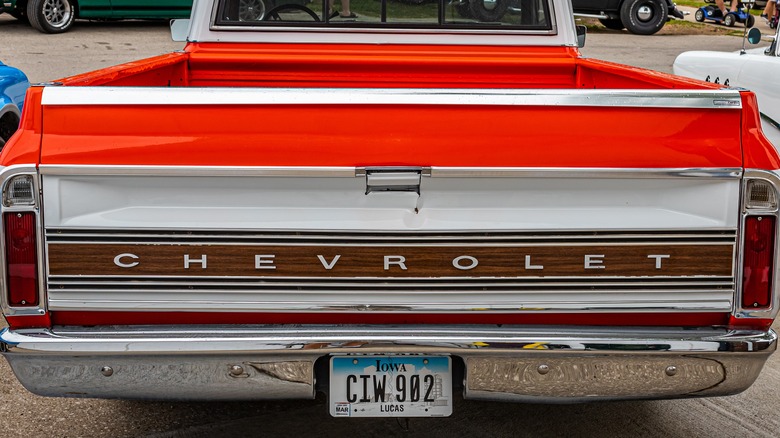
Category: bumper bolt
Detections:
[
  {"x1": 101, "y1": 366, "x2": 114, "y2": 377},
  {"x1": 537, "y1": 364, "x2": 550, "y2": 375},
  {"x1": 229, "y1": 365, "x2": 245, "y2": 377},
  {"x1": 665, "y1": 366, "x2": 678, "y2": 377}
]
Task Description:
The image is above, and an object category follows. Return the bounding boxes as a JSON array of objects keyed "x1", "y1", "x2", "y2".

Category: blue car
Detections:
[{"x1": 0, "y1": 61, "x2": 30, "y2": 148}]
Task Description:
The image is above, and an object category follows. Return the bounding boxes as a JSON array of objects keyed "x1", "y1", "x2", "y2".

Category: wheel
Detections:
[
  {"x1": 771, "y1": 19, "x2": 777, "y2": 29},
  {"x1": 620, "y1": 0, "x2": 668, "y2": 35},
  {"x1": 694, "y1": 9, "x2": 705, "y2": 22},
  {"x1": 238, "y1": 0, "x2": 265, "y2": 22},
  {"x1": 264, "y1": 4, "x2": 320, "y2": 21},
  {"x1": 599, "y1": 18, "x2": 625, "y2": 30},
  {"x1": 455, "y1": 1, "x2": 473, "y2": 18},
  {"x1": 468, "y1": 0, "x2": 509, "y2": 22},
  {"x1": 0, "y1": 112, "x2": 21, "y2": 149},
  {"x1": 746, "y1": 14, "x2": 755, "y2": 28},
  {"x1": 27, "y1": 0, "x2": 75, "y2": 33},
  {"x1": 723, "y1": 12, "x2": 736, "y2": 27}
]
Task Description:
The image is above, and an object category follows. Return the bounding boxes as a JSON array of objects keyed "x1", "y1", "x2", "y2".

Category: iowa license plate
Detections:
[{"x1": 329, "y1": 355, "x2": 452, "y2": 418}]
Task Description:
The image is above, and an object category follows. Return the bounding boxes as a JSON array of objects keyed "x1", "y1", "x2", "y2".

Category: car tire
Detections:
[
  {"x1": 620, "y1": 0, "x2": 668, "y2": 35},
  {"x1": 694, "y1": 9, "x2": 705, "y2": 22},
  {"x1": 599, "y1": 18, "x2": 625, "y2": 30},
  {"x1": 723, "y1": 12, "x2": 736, "y2": 27},
  {"x1": 746, "y1": 14, "x2": 755, "y2": 28},
  {"x1": 456, "y1": 1, "x2": 473, "y2": 18},
  {"x1": 468, "y1": 0, "x2": 509, "y2": 22},
  {"x1": 0, "y1": 111, "x2": 21, "y2": 150},
  {"x1": 27, "y1": 0, "x2": 75, "y2": 34}
]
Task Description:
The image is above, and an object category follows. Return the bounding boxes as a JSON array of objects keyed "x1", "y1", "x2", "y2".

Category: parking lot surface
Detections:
[{"x1": 0, "y1": 13, "x2": 779, "y2": 438}]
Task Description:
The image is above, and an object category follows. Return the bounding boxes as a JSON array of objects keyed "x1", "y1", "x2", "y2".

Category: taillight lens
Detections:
[
  {"x1": 4, "y1": 212, "x2": 38, "y2": 306},
  {"x1": 742, "y1": 215, "x2": 776, "y2": 309}
]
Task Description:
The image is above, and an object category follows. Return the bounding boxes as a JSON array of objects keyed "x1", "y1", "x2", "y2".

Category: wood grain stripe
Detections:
[{"x1": 47, "y1": 243, "x2": 734, "y2": 278}]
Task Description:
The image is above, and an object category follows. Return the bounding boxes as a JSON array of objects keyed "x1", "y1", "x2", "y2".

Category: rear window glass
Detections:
[{"x1": 213, "y1": 0, "x2": 552, "y2": 30}]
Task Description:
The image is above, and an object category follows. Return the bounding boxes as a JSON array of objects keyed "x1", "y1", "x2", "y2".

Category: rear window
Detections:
[{"x1": 213, "y1": 0, "x2": 552, "y2": 31}]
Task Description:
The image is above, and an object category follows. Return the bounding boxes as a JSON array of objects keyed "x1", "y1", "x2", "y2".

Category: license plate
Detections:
[{"x1": 329, "y1": 355, "x2": 453, "y2": 417}]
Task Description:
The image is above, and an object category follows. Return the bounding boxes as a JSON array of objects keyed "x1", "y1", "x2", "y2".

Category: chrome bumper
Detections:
[{"x1": 1, "y1": 325, "x2": 776, "y2": 402}]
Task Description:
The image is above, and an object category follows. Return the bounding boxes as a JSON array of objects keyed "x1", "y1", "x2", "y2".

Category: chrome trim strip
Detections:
[
  {"x1": 45, "y1": 285, "x2": 734, "y2": 312},
  {"x1": 47, "y1": 278, "x2": 735, "y2": 286},
  {"x1": 37, "y1": 164, "x2": 744, "y2": 179},
  {"x1": 39, "y1": 165, "x2": 359, "y2": 177},
  {"x1": 206, "y1": 25, "x2": 558, "y2": 36},
  {"x1": 428, "y1": 167, "x2": 743, "y2": 179},
  {"x1": 44, "y1": 230, "x2": 739, "y2": 241},
  {"x1": 39, "y1": 88, "x2": 745, "y2": 109},
  {"x1": 6, "y1": 325, "x2": 768, "y2": 353},
  {"x1": 1, "y1": 326, "x2": 774, "y2": 401},
  {"x1": 761, "y1": 112, "x2": 780, "y2": 131},
  {"x1": 44, "y1": 302, "x2": 734, "y2": 313},
  {"x1": 43, "y1": 240, "x2": 737, "y2": 247}
]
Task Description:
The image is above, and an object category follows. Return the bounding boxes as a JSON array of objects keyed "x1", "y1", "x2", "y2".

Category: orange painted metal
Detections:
[
  {"x1": 31, "y1": 44, "x2": 757, "y2": 169},
  {"x1": 37, "y1": 103, "x2": 743, "y2": 168},
  {"x1": 741, "y1": 92, "x2": 780, "y2": 169},
  {"x1": 0, "y1": 44, "x2": 762, "y2": 169},
  {"x1": 58, "y1": 52, "x2": 190, "y2": 87},
  {"x1": 0, "y1": 87, "x2": 43, "y2": 167}
]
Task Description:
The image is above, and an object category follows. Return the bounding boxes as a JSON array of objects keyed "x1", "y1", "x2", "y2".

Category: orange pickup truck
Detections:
[{"x1": 0, "y1": 0, "x2": 777, "y2": 418}]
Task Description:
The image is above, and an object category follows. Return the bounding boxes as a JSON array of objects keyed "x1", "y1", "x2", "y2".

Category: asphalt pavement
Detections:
[{"x1": 0, "y1": 11, "x2": 779, "y2": 438}]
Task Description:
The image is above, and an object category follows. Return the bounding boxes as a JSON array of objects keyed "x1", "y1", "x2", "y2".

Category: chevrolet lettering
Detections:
[
  {"x1": 0, "y1": 0, "x2": 777, "y2": 418},
  {"x1": 106, "y1": 251, "x2": 678, "y2": 272},
  {"x1": 49, "y1": 243, "x2": 723, "y2": 278}
]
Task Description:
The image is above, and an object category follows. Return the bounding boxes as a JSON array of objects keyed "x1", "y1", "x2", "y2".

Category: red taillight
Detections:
[
  {"x1": 742, "y1": 215, "x2": 776, "y2": 309},
  {"x1": 4, "y1": 212, "x2": 38, "y2": 306}
]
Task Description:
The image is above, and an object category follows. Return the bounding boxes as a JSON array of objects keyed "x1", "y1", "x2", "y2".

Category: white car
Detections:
[{"x1": 673, "y1": 26, "x2": 780, "y2": 147}]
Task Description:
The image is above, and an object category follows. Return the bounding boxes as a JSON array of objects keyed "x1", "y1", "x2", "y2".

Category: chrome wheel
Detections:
[
  {"x1": 481, "y1": 0, "x2": 498, "y2": 11},
  {"x1": 636, "y1": 5, "x2": 652, "y2": 22},
  {"x1": 27, "y1": 0, "x2": 75, "y2": 33},
  {"x1": 239, "y1": 0, "x2": 265, "y2": 21},
  {"x1": 620, "y1": 0, "x2": 668, "y2": 35},
  {"x1": 41, "y1": 0, "x2": 72, "y2": 29}
]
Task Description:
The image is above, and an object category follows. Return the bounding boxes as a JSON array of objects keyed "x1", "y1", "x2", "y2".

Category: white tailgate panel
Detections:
[{"x1": 41, "y1": 173, "x2": 740, "y2": 231}]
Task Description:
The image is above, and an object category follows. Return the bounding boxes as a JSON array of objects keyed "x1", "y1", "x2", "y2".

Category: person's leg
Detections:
[
  {"x1": 339, "y1": 0, "x2": 354, "y2": 17},
  {"x1": 714, "y1": 0, "x2": 727, "y2": 15},
  {"x1": 763, "y1": 1, "x2": 774, "y2": 18}
]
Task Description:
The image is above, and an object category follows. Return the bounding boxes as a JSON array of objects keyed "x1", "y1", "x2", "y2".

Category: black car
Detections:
[{"x1": 572, "y1": 0, "x2": 685, "y2": 35}]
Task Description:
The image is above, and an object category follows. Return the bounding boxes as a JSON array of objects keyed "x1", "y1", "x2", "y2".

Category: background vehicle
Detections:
[
  {"x1": 694, "y1": 1, "x2": 756, "y2": 27},
  {"x1": 0, "y1": 0, "x2": 192, "y2": 33},
  {"x1": 571, "y1": 0, "x2": 684, "y2": 35},
  {"x1": 674, "y1": 26, "x2": 779, "y2": 146},
  {"x1": 0, "y1": 60, "x2": 29, "y2": 148}
]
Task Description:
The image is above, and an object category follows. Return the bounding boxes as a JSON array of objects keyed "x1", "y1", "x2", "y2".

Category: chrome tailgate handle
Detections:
[{"x1": 365, "y1": 169, "x2": 421, "y2": 194}]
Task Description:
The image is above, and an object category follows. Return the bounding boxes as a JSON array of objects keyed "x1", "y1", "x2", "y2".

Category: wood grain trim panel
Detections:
[{"x1": 47, "y1": 243, "x2": 734, "y2": 278}]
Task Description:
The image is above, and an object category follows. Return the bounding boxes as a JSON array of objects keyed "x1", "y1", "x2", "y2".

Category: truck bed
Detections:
[{"x1": 58, "y1": 44, "x2": 713, "y2": 90}]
